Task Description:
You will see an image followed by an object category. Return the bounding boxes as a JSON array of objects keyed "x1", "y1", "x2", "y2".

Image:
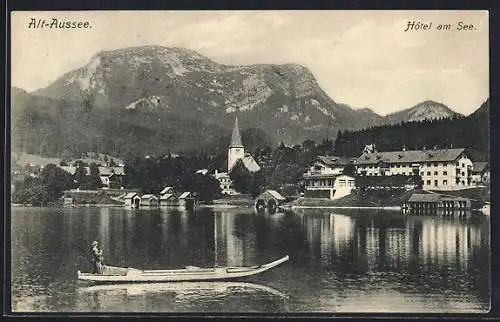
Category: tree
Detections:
[
  {"x1": 181, "y1": 173, "x2": 222, "y2": 202},
  {"x1": 85, "y1": 162, "x2": 103, "y2": 190},
  {"x1": 39, "y1": 164, "x2": 74, "y2": 200},
  {"x1": 12, "y1": 163, "x2": 73, "y2": 205},
  {"x1": 343, "y1": 163, "x2": 357, "y2": 176},
  {"x1": 229, "y1": 159, "x2": 252, "y2": 194},
  {"x1": 73, "y1": 162, "x2": 87, "y2": 188}
]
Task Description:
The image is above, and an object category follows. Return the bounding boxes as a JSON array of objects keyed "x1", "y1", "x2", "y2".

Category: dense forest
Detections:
[{"x1": 334, "y1": 99, "x2": 490, "y2": 161}]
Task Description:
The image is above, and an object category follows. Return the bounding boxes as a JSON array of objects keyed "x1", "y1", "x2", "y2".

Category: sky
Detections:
[{"x1": 11, "y1": 10, "x2": 489, "y2": 115}]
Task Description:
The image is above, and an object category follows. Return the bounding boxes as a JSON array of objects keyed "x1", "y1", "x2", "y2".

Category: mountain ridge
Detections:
[{"x1": 11, "y1": 45, "x2": 466, "y2": 158}]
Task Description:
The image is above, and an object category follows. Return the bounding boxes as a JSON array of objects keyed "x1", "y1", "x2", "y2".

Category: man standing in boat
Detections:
[{"x1": 90, "y1": 241, "x2": 104, "y2": 274}]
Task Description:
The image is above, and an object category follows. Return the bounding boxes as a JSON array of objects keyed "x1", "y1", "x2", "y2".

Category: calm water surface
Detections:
[{"x1": 11, "y1": 206, "x2": 490, "y2": 313}]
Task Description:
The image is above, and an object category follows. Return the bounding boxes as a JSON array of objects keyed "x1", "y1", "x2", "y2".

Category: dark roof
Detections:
[
  {"x1": 408, "y1": 193, "x2": 441, "y2": 202},
  {"x1": 472, "y1": 162, "x2": 489, "y2": 173},
  {"x1": 317, "y1": 156, "x2": 356, "y2": 167},
  {"x1": 357, "y1": 148, "x2": 466, "y2": 165},
  {"x1": 408, "y1": 193, "x2": 469, "y2": 202}
]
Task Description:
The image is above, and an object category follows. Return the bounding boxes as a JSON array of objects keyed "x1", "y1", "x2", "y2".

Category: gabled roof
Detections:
[
  {"x1": 264, "y1": 189, "x2": 286, "y2": 201},
  {"x1": 123, "y1": 192, "x2": 138, "y2": 199},
  {"x1": 160, "y1": 186, "x2": 174, "y2": 194},
  {"x1": 357, "y1": 148, "x2": 467, "y2": 165},
  {"x1": 317, "y1": 156, "x2": 356, "y2": 167},
  {"x1": 179, "y1": 192, "x2": 192, "y2": 199},
  {"x1": 242, "y1": 155, "x2": 261, "y2": 172},
  {"x1": 473, "y1": 162, "x2": 489, "y2": 173},
  {"x1": 160, "y1": 193, "x2": 176, "y2": 200},
  {"x1": 230, "y1": 116, "x2": 243, "y2": 148},
  {"x1": 408, "y1": 193, "x2": 441, "y2": 202},
  {"x1": 141, "y1": 194, "x2": 158, "y2": 200},
  {"x1": 408, "y1": 193, "x2": 468, "y2": 202}
]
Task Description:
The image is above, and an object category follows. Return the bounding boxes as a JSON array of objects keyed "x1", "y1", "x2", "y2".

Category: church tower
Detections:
[{"x1": 228, "y1": 116, "x2": 245, "y2": 172}]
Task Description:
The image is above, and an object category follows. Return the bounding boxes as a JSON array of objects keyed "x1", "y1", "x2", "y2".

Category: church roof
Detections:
[
  {"x1": 230, "y1": 116, "x2": 243, "y2": 148},
  {"x1": 242, "y1": 155, "x2": 261, "y2": 172}
]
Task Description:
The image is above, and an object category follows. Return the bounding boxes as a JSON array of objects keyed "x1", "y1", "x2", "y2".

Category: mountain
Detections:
[
  {"x1": 31, "y1": 45, "x2": 381, "y2": 145},
  {"x1": 12, "y1": 45, "x2": 465, "y2": 159},
  {"x1": 334, "y1": 99, "x2": 489, "y2": 159},
  {"x1": 383, "y1": 100, "x2": 460, "y2": 124}
]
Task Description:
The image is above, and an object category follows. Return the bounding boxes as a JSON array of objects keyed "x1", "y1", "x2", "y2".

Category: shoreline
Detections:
[{"x1": 284, "y1": 205, "x2": 402, "y2": 210}]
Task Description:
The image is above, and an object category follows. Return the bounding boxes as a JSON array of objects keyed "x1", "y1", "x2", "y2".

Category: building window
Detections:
[
  {"x1": 461, "y1": 163, "x2": 465, "y2": 168},
  {"x1": 434, "y1": 163, "x2": 438, "y2": 167},
  {"x1": 426, "y1": 180, "x2": 431, "y2": 186},
  {"x1": 462, "y1": 180, "x2": 465, "y2": 185},
  {"x1": 443, "y1": 180, "x2": 448, "y2": 186},
  {"x1": 420, "y1": 172, "x2": 424, "y2": 176},
  {"x1": 427, "y1": 171, "x2": 431, "y2": 176},
  {"x1": 443, "y1": 171, "x2": 447, "y2": 175},
  {"x1": 434, "y1": 171, "x2": 438, "y2": 175},
  {"x1": 434, "y1": 180, "x2": 438, "y2": 187},
  {"x1": 338, "y1": 179, "x2": 346, "y2": 187},
  {"x1": 461, "y1": 172, "x2": 465, "y2": 176}
]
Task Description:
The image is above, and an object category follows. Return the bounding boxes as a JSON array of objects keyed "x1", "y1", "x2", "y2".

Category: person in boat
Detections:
[{"x1": 90, "y1": 241, "x2": 104, "y2": 274}]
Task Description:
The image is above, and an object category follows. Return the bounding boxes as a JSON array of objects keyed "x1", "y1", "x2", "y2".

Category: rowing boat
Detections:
[{"x1": 77, "y1": 255, "x2": 289, "y2": 283}]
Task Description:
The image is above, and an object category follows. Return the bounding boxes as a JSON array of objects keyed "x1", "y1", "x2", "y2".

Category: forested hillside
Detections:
[{"x1": 334, "y1": 99, "x2": 490, "y2": 161}]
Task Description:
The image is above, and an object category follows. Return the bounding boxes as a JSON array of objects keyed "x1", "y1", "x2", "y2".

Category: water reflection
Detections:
[{"x1": 11, "y1": 207, "x2": 489, "y2": 313}]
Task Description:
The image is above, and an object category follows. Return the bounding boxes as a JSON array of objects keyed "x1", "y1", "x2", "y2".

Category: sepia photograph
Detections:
[{"x1": 9, "y1": 10, "x2": 490, "y2": 314}]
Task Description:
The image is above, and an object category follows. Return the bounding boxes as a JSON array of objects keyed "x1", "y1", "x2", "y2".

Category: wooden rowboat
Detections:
[{"x1": 77, "y1": 255, "x2": 289, "y2": 283}]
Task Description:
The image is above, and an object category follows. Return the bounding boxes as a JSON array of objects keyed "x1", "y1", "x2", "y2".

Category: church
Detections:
[{"x1": 214, "y1": 116, "x2": 260, "y2": 195}]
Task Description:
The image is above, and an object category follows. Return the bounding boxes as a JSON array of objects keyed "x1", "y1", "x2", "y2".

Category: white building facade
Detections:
[
  {"x1": 302, "y1": 156, "x2": 357, "y2": 200},
  {"x1": 356, "y1": 148, "x2": 474, "y2": 191}
]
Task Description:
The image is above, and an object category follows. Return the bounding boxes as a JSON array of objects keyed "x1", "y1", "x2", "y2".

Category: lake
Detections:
[{"x1": 10, "y1": 206, "x2": 490, "y2": 313}]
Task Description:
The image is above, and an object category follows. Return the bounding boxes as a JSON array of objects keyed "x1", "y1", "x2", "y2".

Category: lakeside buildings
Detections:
[
  {"x1": 356, "y1": 148, "x2": 474, "y2": 191},
  {"x1": 302, "y1": 147, "x2": 485, "y2": 200}
]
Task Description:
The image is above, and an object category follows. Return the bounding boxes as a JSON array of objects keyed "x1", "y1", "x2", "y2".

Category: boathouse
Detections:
[
  {"x1": 403, "y1": 193, "x2": 471, "y2": 215},
  {"x1": 141, "y1": 194, "x2": 160, "y2": 207},
  {"x1": 255, "y1": 190, "x2": 286, "y2": 211},
  {"x1": 179, "y1": 192, "x2": 196, "y2": 209},
  {"x1": 160, "y1": 193, "x2": 179, "y2": 207},
  {"x1": 124, "y1": 192, "x2": 141, "y2": 208}
]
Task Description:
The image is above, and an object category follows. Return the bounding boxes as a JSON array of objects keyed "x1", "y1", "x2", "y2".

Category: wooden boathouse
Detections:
[
  {"x1": 255, "y1": 190, "x2": 286, "y2": 211},
  {"x1": 403, "y1": 193, "x2": 471, "y2": 215}
]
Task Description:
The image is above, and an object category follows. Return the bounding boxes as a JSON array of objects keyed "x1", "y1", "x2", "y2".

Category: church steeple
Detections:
[{"x1": 230, "y1": 116, "x2": 243, "y2": 148}]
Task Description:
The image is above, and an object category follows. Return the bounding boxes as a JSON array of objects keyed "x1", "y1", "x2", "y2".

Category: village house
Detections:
[
  {"x1": 302, "y1": 156, "x2": 357, "y2": 200},
  {"x1": 98, "y1": 167, "x2": 125, "y2": 189},
  {"x1": 472, "y1": 162, "x2": 490, "y2": 186},
  {"x1": 214, "y1": 170, "x2": 237, "y2": 195},
  {"x1": 356, "y1": 148, "x2": 474, "y2": 191},
  {"x1": 304, "y1": 156, "x2": 357, "y2": 177}
]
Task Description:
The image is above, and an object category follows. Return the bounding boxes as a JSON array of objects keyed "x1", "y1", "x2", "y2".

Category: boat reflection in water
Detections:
[{"x1": 78, "y1": 281, "x2": 289, "y2": 300}]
